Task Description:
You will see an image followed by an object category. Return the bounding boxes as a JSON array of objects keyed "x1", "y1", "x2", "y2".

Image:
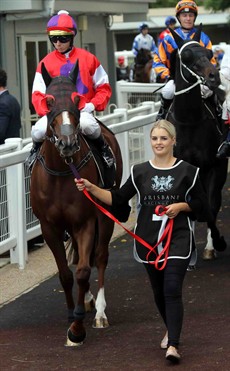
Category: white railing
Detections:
[
  {"x1": 0, "y1": 101, "x2": 159, "y2": 269},
  {"x1": 116, "y1": 80, "x2": 164, "y2": 108}
]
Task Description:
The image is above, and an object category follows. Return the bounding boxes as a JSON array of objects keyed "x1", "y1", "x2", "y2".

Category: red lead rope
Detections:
[{"x1": 69, "y1": 163, "x2": 174, "y2": 270}]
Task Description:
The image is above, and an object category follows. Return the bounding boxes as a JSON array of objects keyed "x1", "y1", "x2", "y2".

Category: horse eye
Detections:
[{"x1": 182, "y1": 49, "x2": 194, "y2": 64}]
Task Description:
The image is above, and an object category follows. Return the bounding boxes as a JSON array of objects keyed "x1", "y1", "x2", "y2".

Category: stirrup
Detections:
[
  {"x1": 216, "y1": 141, "x2": 230, "y2": 159},
  {"x1": 102, "y1": 152, "x2": 114, "y2": 168},
  {"x1": 25, "y1": 143, "x2": 41, "y2": 170}
]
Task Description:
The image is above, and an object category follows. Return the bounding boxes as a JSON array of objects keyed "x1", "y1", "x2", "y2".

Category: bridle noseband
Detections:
[{"x1": 175, "y1": 41, "x2": 205, "y2": 96}]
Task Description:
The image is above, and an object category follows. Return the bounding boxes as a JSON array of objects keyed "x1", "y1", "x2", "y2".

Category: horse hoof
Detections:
[
  {"x1": 66, "y1": 328, "x2": 86, "y2": 346},
  {"x1": 92, "y1": 317, "x2": 109, "y2": 328},
  {"x1": 65, "y1": 337, "x2": 84, "y2": 347},
  {"x1": 213, "y1": 236, "x2": 227, "y2": 252},
  {"x1": 187, "y1": 265, "x2": 196, "y2": 271},
  {"x1": 85, "y1": 298, "x2": 95, "y2": 312},
  {"x1": 203, "y1": 249, "x2": 216, "y2": 260}
]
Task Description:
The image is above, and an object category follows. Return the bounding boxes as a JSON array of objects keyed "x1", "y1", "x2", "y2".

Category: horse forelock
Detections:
[{"x1": 46, "y1": 77, "x2": 80, "y2": 126}]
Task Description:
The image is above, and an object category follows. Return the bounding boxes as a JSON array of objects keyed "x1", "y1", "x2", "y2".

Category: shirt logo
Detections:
[{"x1": 151, "y1": 175, "x2": 174, "y2": 192}]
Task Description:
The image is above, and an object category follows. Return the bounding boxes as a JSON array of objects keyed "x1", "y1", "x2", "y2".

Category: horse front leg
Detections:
[
  {"x1": 41, "y1": 227, "x2": 75, "y2": 322},
  {"x1": 203, "y1": 223, "x2": 227, "y2": 260},
  {"x1": 66, "y1": 227, "x2": 94, "y2": 346},
  {"x1": 202, "y1": 162, "x2": 227, "y2": 260},
  {"x1": 66, "y1": 265, "x2": 91, "y2": 346}
]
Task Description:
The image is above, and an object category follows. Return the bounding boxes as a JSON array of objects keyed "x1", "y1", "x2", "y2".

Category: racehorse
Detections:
[
  {"x1": 133, "y1": 48, "x2": 154, "y2": 83},
  {"x1": 167, "y1": 25, "x2": 228, "y2": 261},
  {"x1": 30, "y1": 61, "x2": 123, "y2": 346}
]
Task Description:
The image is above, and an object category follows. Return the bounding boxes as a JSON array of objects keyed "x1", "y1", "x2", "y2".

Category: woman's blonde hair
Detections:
[{"x1": 150, "y1": 119, "x2": 176, "y2": 139}]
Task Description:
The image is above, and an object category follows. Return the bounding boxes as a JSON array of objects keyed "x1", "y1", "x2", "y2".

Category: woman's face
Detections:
[{"x1": 150, "y1": 128, "x2": 175, "y2": 156}]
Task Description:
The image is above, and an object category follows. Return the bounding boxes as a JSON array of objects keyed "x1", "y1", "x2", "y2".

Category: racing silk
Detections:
[
  {"x1": 158, "y1": 28, "x2": 171, "y2": 46},
  {"x1": 132, "y1": 33, "x2": 157, "y2": 56},
  {"x1": 153, "y1": 27, "x2": 215, "y2": 81},
  {"x1": 32, "y1": 47, "x2": 112, "y2": 116}
]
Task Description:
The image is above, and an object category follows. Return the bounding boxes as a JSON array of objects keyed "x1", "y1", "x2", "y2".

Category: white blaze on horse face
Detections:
[{"x1": 62, "y1": 111, "x2": 71, "y2": 125}]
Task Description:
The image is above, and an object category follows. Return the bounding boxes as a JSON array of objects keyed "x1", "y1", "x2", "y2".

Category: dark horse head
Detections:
[
  {"x1": 169, "y1": 24, "x2": 220, "y2": 92},
  {"x1": 134, "y1": 48, "x2": 153, "y2": 83},
  {"x1": 41, "y1": 61, "x2": 83, "y2": 158}
]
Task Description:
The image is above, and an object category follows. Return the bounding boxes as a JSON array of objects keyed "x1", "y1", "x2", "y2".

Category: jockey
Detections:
[
  {"x1": 153, "y1": 1, "x2": 216, "y2": 118},
  {"x1": 131, "y1": 23, "x2": 157, "y2": 57},
  {"x1": 27, "y1": 10, "x2": 114, "y2": 168},
  {"x1": 158, "y1": 16, "x2": 177, "y2": 46}
]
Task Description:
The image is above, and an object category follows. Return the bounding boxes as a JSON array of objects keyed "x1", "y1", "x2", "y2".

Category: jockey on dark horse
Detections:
[
  {"x1": 27, "y1": 10, "x2": 114, "y2": 169},
  {"x1": 153, "y1": 0, "x2": 230, "y2": 158}
]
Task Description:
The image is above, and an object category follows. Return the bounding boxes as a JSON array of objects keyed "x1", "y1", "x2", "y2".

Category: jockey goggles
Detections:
[{"x1": 49, "y1": 35, "x2": 72, "y2": 43}]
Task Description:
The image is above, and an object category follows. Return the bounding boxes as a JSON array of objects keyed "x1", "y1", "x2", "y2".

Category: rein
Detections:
[
  {"x1": 175, "y1": 40, "x2": 205, "y2": 96},
  {"x1": 69, "y1": 163, "x2": 174, "y2": 270}
]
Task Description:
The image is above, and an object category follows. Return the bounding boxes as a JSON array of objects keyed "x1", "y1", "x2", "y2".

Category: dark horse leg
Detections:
[{"x1": 202, "y1": 159, "x2": 228, "y2": 259}]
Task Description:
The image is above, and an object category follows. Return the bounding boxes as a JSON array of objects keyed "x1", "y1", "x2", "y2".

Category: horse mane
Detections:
[{"x1": 169, "y1": 48, "x2": 177, "y2": 79}]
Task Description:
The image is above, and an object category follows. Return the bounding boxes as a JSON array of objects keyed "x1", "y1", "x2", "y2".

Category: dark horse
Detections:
[
  {"x1": 133, "y1": 48, "x2": 153, "y2": 83},
  {"x1": 30, "y1": 61, "x2": 123, "y2": 346},
  {"x1": 167, "y1": 26, "x2": 228, "y2": 261}
]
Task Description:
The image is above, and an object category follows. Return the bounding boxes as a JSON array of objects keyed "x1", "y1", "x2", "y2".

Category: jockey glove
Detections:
[{"x1": 81, "y1": 102, "x2": 95, "y2": 113}]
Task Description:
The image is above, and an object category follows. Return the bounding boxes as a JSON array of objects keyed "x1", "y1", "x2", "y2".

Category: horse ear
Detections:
[
  {"x1": 69, "y1": 60, "x2": 79, "y2": 85},
  {"x1": 169, "y1": 27, "x2": 184, "y2": 48},
  {"x1": 41, "y1": 62, "x2": 52, "y2": 87},
  {"x1": 193, "y1": 23, "x2": 202, "y2": 42}
]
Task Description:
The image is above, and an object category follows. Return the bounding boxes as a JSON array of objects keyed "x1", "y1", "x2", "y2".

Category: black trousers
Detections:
[{"x1": 143, "y1": 257, "x2": 190, "y2": 348}]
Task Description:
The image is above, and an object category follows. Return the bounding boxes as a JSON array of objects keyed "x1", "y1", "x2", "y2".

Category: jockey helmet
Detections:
[
  {"x1": 175, "y1": 1, "x2": 198, "y2": 17},
  {"x1": 165, "y1": 16, "x2": 177, "y2": 27},
  {"x1": 139, "y1": 23, "x2": 149, "y2": 32},
  {"x1": 47, "y1": 10, "x2": 77, "y2": 36}
]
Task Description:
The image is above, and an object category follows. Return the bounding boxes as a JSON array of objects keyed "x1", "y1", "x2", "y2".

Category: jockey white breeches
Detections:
[{"x1": 31, "y1": 111, "x2": 101, "y2": 142}]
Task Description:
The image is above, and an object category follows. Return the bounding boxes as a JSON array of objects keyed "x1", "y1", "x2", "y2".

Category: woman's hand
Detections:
[
  {"x1": 74, "y1": 177, "x2": 113, "y2": 205},
  {"x1": 74, "y1": 178, "x2": 92, "y2": 192},
  {"x1": 165, "y1": 202, "x2": 191, "y2": 219}
]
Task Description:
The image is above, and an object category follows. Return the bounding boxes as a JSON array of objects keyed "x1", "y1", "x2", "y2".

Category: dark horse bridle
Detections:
[{"x1": 37, "y1": 76, "x2": 94, "y2": 177}]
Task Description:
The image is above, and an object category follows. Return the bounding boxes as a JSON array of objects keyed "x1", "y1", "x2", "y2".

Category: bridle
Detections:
[{"x1": 174, "y1": 40, "x2": 205, "y2": 96}]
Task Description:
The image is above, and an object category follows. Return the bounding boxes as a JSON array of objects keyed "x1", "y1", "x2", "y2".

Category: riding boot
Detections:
[
  {"x1": 25, "y1": 141, "x2": 43, "y2": 170},
  {"x1": 156, "y1": 97, "x2": 172, "y2": 120},
  {"x1": 92, "y1": 134, "x2": 115, "y2": 168},
  {"x1": 216, "y1": 127, "x2": 230, "y2": 159}
]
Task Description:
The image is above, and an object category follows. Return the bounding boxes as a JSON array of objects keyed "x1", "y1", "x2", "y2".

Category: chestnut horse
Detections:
[
  {"x1": 30, "y1": 61, "x2": 122, "y2": 346},
  {"x1": 167, "y1": 26, "x2": 228, "y2": 262}
]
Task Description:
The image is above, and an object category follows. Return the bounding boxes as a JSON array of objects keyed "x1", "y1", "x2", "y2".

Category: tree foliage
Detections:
[{"x1": 203, "y1": 0, "x2": 230, "y2": 11}]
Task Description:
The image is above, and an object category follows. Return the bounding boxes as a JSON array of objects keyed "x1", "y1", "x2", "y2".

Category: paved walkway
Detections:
[{"x1": 0, "y1": 212, "x2": 136, "y2": 307}]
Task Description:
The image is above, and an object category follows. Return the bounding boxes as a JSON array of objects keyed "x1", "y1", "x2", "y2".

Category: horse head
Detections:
[
  {"x1": 135, "y1": 48, "x2": 152, "y2": 66},
  {"x1": 41, "y1": 61, "x2": 83, "y2": 158},
  {"x1": 170, "y1": 24, "x2": 220, "y2": 91}
]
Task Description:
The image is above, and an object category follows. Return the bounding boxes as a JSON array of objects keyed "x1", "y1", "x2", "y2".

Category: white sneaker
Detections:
[
  {"x1": 166, "y1": 346, "x2": 181, "y2": 363},
  {"x1": 160, "y1": 332, "x2": 168, "y2": 349}
]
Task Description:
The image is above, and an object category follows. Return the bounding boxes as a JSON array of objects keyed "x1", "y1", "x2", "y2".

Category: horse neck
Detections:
[{"x1": 174, "y1": 74, "x2": 203, "y2": 122}]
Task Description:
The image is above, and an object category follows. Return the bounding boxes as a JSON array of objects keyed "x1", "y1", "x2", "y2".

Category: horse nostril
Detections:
[{"x1": 209, "y1": 73, "x2": 215, "y2": 80}]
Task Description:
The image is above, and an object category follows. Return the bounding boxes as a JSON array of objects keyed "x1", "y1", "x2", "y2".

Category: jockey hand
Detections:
[
  {"x1": 200, "y1": 84, "x2": 213, "y2": 99},
  {"x1": 81, "y1": 102, "x2": 95, "y2": 113}
]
